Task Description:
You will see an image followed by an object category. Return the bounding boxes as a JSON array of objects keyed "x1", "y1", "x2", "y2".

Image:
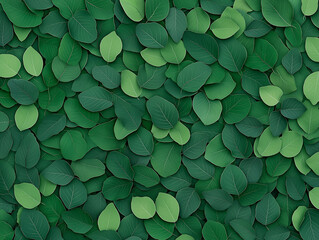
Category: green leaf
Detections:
[
  {"x1": 0, "y1": 0, "x2": 43, "y2": 27},
  {"x1": 235, "y1": 117, "x2": 263, "y2": 138},
  {"x1": 136, "y1": 23, "x2": 168, "y2": 48},
  {"x1": 280, "y1": 98, "x2": 306, "y2": 119},
  {"x1": 62, "y1": 208, "x2": 93, "y2": 234},
  {"x1": 169, "y1": 121, "x2": 190, "y2": 145},
  {"x1": 187, "y1": 7, "x2": 210, "y2": 34},
  {"x1": 280, "y1": 130, "x2": 303, "y2": 158},
  {"x1": 222, "y1": 125, "x2": 252, "y2": 159},
  {"x1": 85, "y1": 0, "x2": 114, "y2": 20},
  {"x1": 119, "y1": 0, "x2": 144, "y2": 22},
  {"x1": 257, "y1": 127, "x2": 282, "y2": 157},
  {"x1": 20, "y1": 209, "x2": 50, "y2": 240},
  {"x1": 269, "y1": 111, "x2": 286, "y2": 137},
  {"x1": 68, "y1": 10, "x2": 97, "y2": 43},
  {"x1": 303, "y1": 71, "x2": 319, "y2": 105},
  {"x1": 270, "y1": 65, "x2": 296, "y2": 94},
  {"x1": 78, "y1": 86, "x2": 112, "y2": 112},
  {"x1": 52, "y1": 0, "x2": 86, "y2": 19},
  {"x1": 176, "y1": 188, "x2": 200, "y2": 218},
  {"x1": 202, "y1": 221, "x2": 227, "y2": 240},
  {"x1": 106, "y1": 151, "x2": 134, "y2": 180},
  {"x1": 160, "y1": 38, "x2": 186, "y2": 64},
  {"x1": 282, "y1": 48, "x2": 302, "y2": 74},
  {"x1": 306, "y1": 152, "x2": 319, "y2": 175},
  {"x1": 59, "y1": 179, "x2": 87, "y2": 209},
  {"x1": 292, "y1": 206, "x2": 307, "y2": 231},
  {"x1": 89, "y1": 120, "x2": 125, "y2": 150},
  {"x1": 102, "y1": 177, "x2": 132, "y2": 201},
  {"x1": 230, "y1": 219, "x2": 255, "y2": 240},
  {"x1": 14, "y1": 183, "x2": 41, "y2": 209},
  {"x1": 177, "y1": 62, "x2": 211, "y2": 92},
  {"x1": 193, "y1": 92, "x2": 222, "y2": 125},
  {"x1": 205, "y1": 134, "x2": 235, "y2": 167},
  {"x1": 244, "y1": 20, "x2": 272, "y2": 38},
  {"x1": 297, "y1": 101, "x2": 319, "y2": 134},
  {"x1": 128, "y1": 127, "x2": 154, "y2": 156},
  {"x1": 71, "y1": 158, "x2": 105, "y2": 182},
  {"x1": 8, "y1": 79, "x2": 39, "y2": 105},
  {"x1": 145, "y1": 0, "x2": 169, "y2": 21},
  {"x1": 0, "y1": 54, "x2": 21, "y2": 78},
  {"x1": 36, "y1": 114, "x2": 66, "y2": 141},
  {"x1": 245, "y1": 39, "x2": 278, "y2": 72},
  {"x1": 132, "y1": 165, "x2": 160, "y2": 187},
  {"x1": 0, "y1": 10, "x2": 13, "y2": 46},
  {"x1": 183, "y1": 31, "x2": 219, "y2": 64},
  {"x1": 266, "y1": 154, "x2": 291, "y2": 177},
  {"x1": 42, "y1": 160, "x2": 74, "y2": 186},
  {"x1": 302, "y1": 0, "x2": 318, "y2": 16},
  {"x1": 203, "y1": 189, "x2": 233, "y2": 211},
  {"x1": 220, "y1": 165, "x2": 248, "y2": 195},
  {"x1": 211, "y1": 17, "x2": 239, "y2": 39},
  {"x1": 15, "y1": 104, "x2": 38, "y2": 131},
  {"x1": 259, "y1": 85, "x2": 283, "y2": 106},
  {"x1": 218, "y1": 38, "x2": 247, "y2": 72},
  {"x1": 100, "y1": 31, "x2": 122, "y2": 62},
  {"x1": 64, "y1": 98, "x2": 99, "y2": 128},
  {"x1": 300, "y1": 209, "x2": 319, "y2": 240},
  {"x1": 121, "y1": 70, "x2": 142, "y2": 97},
  {"x1": 92, "y1": 65, "x2": 120, "y2": 89},
  {"x1": 0, "y1": 221, "x2": 13, "y2": 240},
  {"x1": 255, "y1": 194, "x2": 280, "y2": 225},
  {"x1": 222, "y1": 94, "x2": 251, "y2": 124},
  {"x1": 58, "y1": 33, "x2": 82, "y2": 65},
  {"x1": 165, "y1": 8, "x2": 187, "y2": 43},
  {"x1": 151, "y1": 142, "x2": 181, "y2": 177},
  {"x1": 261, "y1": 0, "x2": 293, "y2": 27},
  {"x1": 144, "y1": 215, "x2": 174, "y2": 239},
  {"x1": 15, "y1": 131, "x2": 40, "y2": 169},
  {"x1": 147, "y1": 96, "x2": 179, "y2": 130},
  {"x1": 51, "y1": 56, "x2": 81, "y2": 82},
  {"x1": 238, "y1": 183, "x2": 267, "y2": 206},
  {"x1": 131, "y1": 196, "x2": 156, "y2": 219},
  {"x1": 0, "y1": 111, "x2": 9, "y2": 133},
  {"x1": 60, "y1": 130, "x2": 88, "y2": 161},
  {"x1": 156, "y1": 192, "x2": 180, "y2": 223},
  {"x1": 98, "y1": 203, "x2": 120, "y2": 231},
  {"x1": 23, "y1": 46, "x2": 43, "y2": 77}
]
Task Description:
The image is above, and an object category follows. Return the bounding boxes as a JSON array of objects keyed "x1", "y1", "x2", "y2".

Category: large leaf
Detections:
[
  {"x1": 261, "y1": 0, "x2": 293, "y2": 27},
  {"x1": 20, "y1": 209, "x2": 50, "y2": 240}
]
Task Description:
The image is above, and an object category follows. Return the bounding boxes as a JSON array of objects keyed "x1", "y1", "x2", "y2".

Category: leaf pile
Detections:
[{"x1": 0, "y1": 0, "x2": 319, "y2": 239}]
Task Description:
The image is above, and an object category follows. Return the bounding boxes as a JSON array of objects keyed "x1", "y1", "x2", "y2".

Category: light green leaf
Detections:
[
  {"x1": 280, "y1": 131, "x2": 303, "y2": 158},
  {"x1": 306, "y1": 37, "x2": 319, "y2": 62},
  {"x1": 306, "y1": 152, "x2": 319, "y2": 175},
  {"x1": 23, "y1": 46, "x2": 43, "y2": 77},
  {"x1": 302, "y1": 0, "x2": 318, "y2": 16},
  {"x1": 119, "y1": 0, "x2": 144, "y2": 22},
  {"x1": 297, "y1": 101, "x2": 319, "y2": 134},
  {"x1": 100, "y1": 31, "x2": 122, "y2": 62},
  {"x1": 155, "y1": 192, "x2": 180, "y2": 223},
  {"x1": 211, "y1": 17, "x2": 239, "y2": 39},
  {"x1": 292, "y1": 206, "x2": 307, "y2": 231},
  {"x1": 257, "y1": 127, "x2": 282, "y2": 157},
  {"x1": 15, "y1": 104, "x2": 38, "y2": 131},
  {"x1": 131, "y1": 196, "x2": 156, "y2": 219},
  {"x1": 259, "y1": 85, "x2": 283, "y2": 106},
  {"x1": 169, "y1": 121, "x2": 190, "y2": 145},
  {"x1": 0, "y1": 54, "x2": 21, "y2": 78},
  {"x1": 303, "y1": 71, "x2": 319, "y2": 105},
  {"x1": 121, "y1": 70, "x2": 142, "y2": 98},
  {"x1": 310, "y1": 187, "x2": 319, "y2": 209},
  {"x1": 98, "y1": 203, "x2": 120, "y2": 231},
  {"x1": 14, "y1": 183, "x2": 41, "y2": 209}
]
